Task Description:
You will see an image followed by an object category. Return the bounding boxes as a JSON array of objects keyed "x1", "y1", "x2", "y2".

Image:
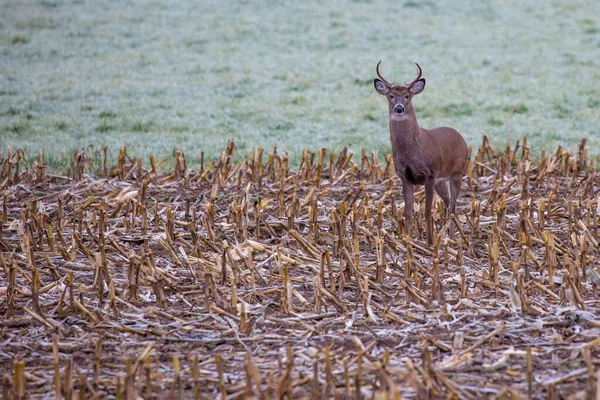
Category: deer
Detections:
[{"x1": 374, "y1": 61, "x2": 468, "y2": 247}]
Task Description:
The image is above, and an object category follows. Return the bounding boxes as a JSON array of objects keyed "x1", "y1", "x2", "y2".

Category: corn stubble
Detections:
[{"x1": 1, "y1": 137, "x2": 600, "y2": 399}]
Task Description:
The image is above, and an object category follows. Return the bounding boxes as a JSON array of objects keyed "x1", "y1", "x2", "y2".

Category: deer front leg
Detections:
[
  {"x1": 425, "y1": 178, "x2": 435, "y2": 247},
  {"x1": 401, "y1": 179, "x2": 415, "y2": 237}
]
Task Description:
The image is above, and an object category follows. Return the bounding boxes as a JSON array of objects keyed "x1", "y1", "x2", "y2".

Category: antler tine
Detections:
[
  {"x1": 376, "y1": 61, "x2": 393, "y2": 88},
  {"x1": 406, "y1": 62, "x2": 423, "y2": 88}
]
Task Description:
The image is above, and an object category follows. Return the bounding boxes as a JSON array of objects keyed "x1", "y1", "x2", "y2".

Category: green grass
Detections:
[{"x1": 1, "y1": 0, "x2": 600, "y2": 172}]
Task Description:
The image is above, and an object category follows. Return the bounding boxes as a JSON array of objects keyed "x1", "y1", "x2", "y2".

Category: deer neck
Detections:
[{"x1": 389, "y1": 110, "x2": 421, "y2": 150}]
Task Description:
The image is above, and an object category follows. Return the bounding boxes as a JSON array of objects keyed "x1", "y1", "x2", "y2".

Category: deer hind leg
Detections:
[
  {"x1": 425, "y1": 179, "x2": 435, "y2": 247},
  {"x1": 401, "y1": 179, "x2": 415, "y2": 238},
  {"x1": 434, "y1": 179, "x2": 451, "y2": 213},
  {"x1": 448, "y1": 174, "x2": 463, "y2": 239},
  {"x1": 435, "y1": 179, "x2": 452, "y2": 240}
]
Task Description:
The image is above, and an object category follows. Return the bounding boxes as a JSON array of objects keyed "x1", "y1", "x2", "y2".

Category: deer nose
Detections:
[{"x1": 394, "y1": 104, "x2": 405, "y2": 114}]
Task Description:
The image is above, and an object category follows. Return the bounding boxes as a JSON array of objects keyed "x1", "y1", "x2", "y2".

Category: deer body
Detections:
[{"x1": 375, "y1": 62, "x2": 468, "y2": 246}]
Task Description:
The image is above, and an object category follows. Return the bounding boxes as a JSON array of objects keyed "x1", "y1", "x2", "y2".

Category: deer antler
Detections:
[
  {"x1": 376, "y1": 61, "x2": 394, "y2": 88},
  {"x1": 405, "y1": 63, "x2": 423, "y2": 88}
]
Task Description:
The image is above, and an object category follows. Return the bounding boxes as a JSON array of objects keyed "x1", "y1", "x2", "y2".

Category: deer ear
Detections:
[
  {"x1": 410, "y1": 79, "x2": 426, "y2": 96},
  {"x1": 374, "y1": 79, "x2": 390, "y2": 95}
]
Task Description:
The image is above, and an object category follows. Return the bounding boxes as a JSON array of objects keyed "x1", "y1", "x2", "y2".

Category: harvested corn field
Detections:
[{"x1": 1, "y1": 138, "x2": 600, "y2": 399}]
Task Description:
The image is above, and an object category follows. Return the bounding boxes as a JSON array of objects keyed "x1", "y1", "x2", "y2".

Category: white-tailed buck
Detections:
[{"x1": 374, "y1": 61, "x2": 468, "y2": 246}]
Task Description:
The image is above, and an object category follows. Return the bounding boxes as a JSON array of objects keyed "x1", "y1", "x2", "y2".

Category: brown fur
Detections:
[{"x1": 375, "y1": 62, "x2": 468, "y2": 246}]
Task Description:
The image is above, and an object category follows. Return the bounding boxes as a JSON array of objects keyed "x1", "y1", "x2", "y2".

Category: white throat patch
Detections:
[{"x1": 390, "y1": 114, "x2": 408, "y2": 122}]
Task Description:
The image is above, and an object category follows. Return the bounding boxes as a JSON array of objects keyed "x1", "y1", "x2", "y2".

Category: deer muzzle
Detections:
[{"x1": 394, "y1": 104, "x2": 405, "y2": 114}]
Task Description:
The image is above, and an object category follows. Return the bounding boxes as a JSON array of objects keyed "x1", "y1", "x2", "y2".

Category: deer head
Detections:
[{"x1": 374, "y1": 61, "x2": 426, "y2": 122}]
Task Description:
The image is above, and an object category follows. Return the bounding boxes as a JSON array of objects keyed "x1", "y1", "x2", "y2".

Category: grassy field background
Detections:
[{"x1": 1, "y1": 0, "x2": 600, "y2": 171}]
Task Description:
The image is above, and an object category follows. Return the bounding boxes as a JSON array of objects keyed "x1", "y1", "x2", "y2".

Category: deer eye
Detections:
[
  {"x1": 404, "y1": 95, "x2": 409, "y2": 99},
  {"x1": 389, "y1": 95, "x2": 394, "y2": 99}
]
